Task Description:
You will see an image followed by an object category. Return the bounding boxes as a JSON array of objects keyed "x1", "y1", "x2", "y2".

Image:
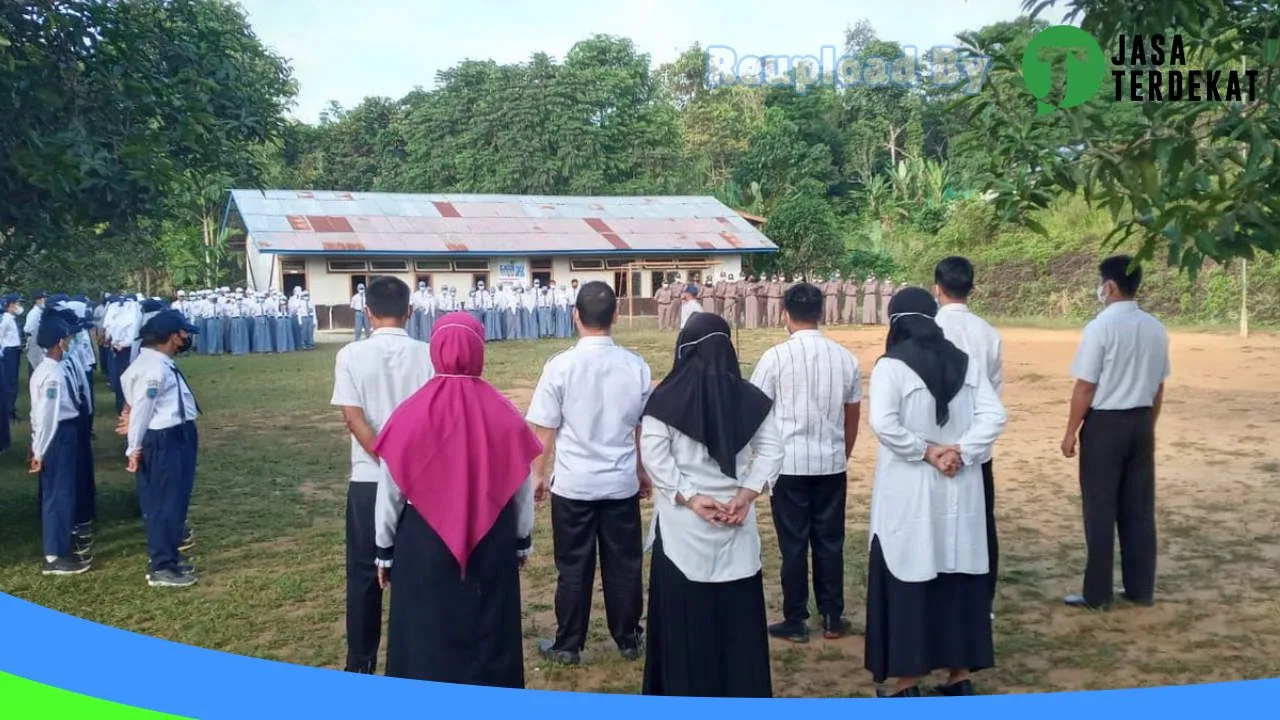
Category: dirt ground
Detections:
[{"x1": 517, "y1": 326, "x2": 1280, "y2": 696}]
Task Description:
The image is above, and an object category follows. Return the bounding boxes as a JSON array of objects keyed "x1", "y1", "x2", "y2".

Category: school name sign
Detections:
[{"x1": 1023, "y1": 26, "x2": 1262, "y2": 114}]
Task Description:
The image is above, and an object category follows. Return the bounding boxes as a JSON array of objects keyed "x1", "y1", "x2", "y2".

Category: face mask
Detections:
[
  {"x1": 1096, "y1": 284, "x2": 1108, "y2": 304},
  {"x1": 178, "y1": 334, "x2": 194, "y2": 354},
  {"x1": 12, "y1": 305, "x2": 23, "y2": 315}
]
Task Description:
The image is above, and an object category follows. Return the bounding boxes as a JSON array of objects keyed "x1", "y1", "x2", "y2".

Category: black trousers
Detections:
[
  {"x1": 982, "y1": 460, "x2": 998, "y2": 606},
  {"x1": 1078, "y1": 408, "x2": 1157, "y2": 606},
  {"x1": 345, "y1": 482, "x2": 382, "y2": 673},
  {"x1": 770, "y1": 472, "x2": 848, "y2": 622},
  {"x1": 549, "y1": 494, "x2": 644, "y2": 653}
]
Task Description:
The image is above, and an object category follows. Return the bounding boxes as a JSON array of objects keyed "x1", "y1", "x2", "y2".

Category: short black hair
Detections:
[
  {"x1": 575, "y1": 281, "x2": 616, "y2": 330},
  {"x1": 1099, "y1": 255, "x2": 1142, "y2": 297},
  {"x1": 783, "y1": 282, "x2": 822, "y2": 324},
  {"x1": 934, "y1": 256, "x2": 975, "y2": 299},
  {"x1": 366, "y1": 275, "x2": 410, "y2": 318}
]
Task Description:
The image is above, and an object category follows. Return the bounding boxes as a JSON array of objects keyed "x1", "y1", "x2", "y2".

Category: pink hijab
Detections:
[{"x1": 374, "y1": 312, "x2": 543, "y2": 576}]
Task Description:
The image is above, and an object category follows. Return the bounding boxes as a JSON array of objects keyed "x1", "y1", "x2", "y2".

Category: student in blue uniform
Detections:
[
  {"x1": 300, "y1": 291, "x2": 317, "y2": 350},
  {"x1": 1, "y1": 294, "x2": 23, "y2": 438},
  {"x1": 121, "y1": 309, "x2": 201, "y2": 588},
  {"x1": 49, "y1": 304, "x2": 98, "y2": 561},
  {"x1": 29, "y1": 314, "x2": 91, "y2": 576}
]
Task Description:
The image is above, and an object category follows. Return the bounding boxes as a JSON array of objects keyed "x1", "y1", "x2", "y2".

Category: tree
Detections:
[
  {"x1": 763, "y1": 186, "x2": 846, "y2": 274},
  {"x1": 0, "y1": 0, "x2": 295, "y2": 287},
  {"x1": 957, "y1": 0, "x2": 1279, "y2": 271}
]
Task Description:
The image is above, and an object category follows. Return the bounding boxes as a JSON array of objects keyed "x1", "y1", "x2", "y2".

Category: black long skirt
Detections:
[
  {"x1": 385, "y1": 501, "x2": 525, "y2": 688},
  {"x1": 864, "y1": 536, "x2": 994, "y2": 683},
  {"x1": 641, "y1": 527, "x2": 772, "y2": 698}
]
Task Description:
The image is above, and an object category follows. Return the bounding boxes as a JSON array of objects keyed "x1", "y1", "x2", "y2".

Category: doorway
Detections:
[
  {"x1": 283, "y1": 273, "x2": 307, "y2": 297},
  {"x1": 532, "y1": 271, "x2": 551, "y2": 288},
  {"x1": 471, "y1": 273, "x2": 490, "y2": 290},
  {"x1": 415, "y1": 274, "x2": 433, "y2": 290},
  {"x1": 613, "y1": 271, "x2": 630, "y2": 298},
  {"x1": 349, "y1": 275, "x2": 368, "y2": 296}
]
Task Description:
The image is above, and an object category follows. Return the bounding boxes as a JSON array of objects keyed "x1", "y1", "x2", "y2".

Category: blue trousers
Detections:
[
  {"x1": 75, "y1": 411, "x2": 96, "y2": 526},
  {"x1": 275, "y1": 317, "x2": 293, "y2": 352},
  {"x1": 353, "y1": 311, "x2": 370, "y2": 341},
  {"x1": 138, "y1": 422, "x2": 198, "y2": 573},
  {"x1": 291, "y1": 317, "x2": 303, "y2": 350},
  {"x1": 422, "y1": 311, "x2": 435, "y2": 341},
  {"x1": 206, "y1": 318, "x2": 224, "y2": 355},
  {"x1": 302, "y1": 317, "x2": 316, "y2": 349},
  {"x1": 1, "y1": 345, "x2": 18, "y2": 422},
  {"x1": 111, "y1": 347, "x2": 132, "y2": 414},
  {"x1": 41, "y1": 419, "x2": 80, "y2": 558}
]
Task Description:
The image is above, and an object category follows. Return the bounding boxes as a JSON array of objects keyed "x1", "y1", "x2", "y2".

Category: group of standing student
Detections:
[
  {"x1": 330, "y1": 253, "x2": 1169, "y2": 698},
  {"x1": 653, "y1": 272, "x2": 907, "y2": 331},
  {"x1": 361, "y1": 279, "x2": 583, "y2": 345},
  {"x1": 174, "y1": 287, "x2": 317, "y2": 356}
]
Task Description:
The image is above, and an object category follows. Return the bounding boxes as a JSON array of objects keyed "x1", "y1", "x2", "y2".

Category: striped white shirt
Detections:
[{"x1": 749, "y1": 329, "x2": 863, "y2": 477}]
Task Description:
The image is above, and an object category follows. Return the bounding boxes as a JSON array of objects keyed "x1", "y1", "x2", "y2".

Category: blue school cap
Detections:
[
  {"x1": 685, "y1": 284, "x2": 699, "y2": 295},
  {"x1": 37, "y1": 314, "x2": 74, "y2": 349},
  {"x1": 141, "y1": 309, "x2": 199, "y2": 338}
]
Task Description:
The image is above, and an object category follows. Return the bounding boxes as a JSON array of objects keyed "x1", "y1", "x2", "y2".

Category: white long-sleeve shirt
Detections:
[
  {"x1": 641, "y1": 410, "x2": 783, "y2": 583},
  {"x1": 867, "y1": 356, "x2": 1007, "y2": 583},
  {"x1": 350, "y1": 292, "x2": 367, "y2": 312},
  {"x1": 121, "y1": 348, "x2": 198, "y2": 458},
  {"x1": 0, "y1": 312, "x2": 19, "y2": 349},
  {"x1": 23, "y1": 304, "x2": 43, "y2": 336},
  {"x1": 679, "y1": 300, "x2": 702, "y2": 329},
  {"x1": 29, "y1": 357, "x2": 79, "y2": 461}
]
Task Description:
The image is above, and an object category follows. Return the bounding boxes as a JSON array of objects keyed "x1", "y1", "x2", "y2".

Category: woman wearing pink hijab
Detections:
[{"x1": 373, "y1": 312, "x2": 542, "y2": 687}]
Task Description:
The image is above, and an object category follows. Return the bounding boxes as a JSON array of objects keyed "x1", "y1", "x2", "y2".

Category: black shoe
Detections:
[
  {"x1": 42, "y1": 557, "x2": 91, "y2": 576},
  {"x1": 822, "y1": 615, "x2": 851, "y2": 639},
  {"x1": 935, "y1": 679, "x2": 976, "y2": 696},
  {"x1": 768, "y1": 620, "x2": 810, "y2": 644},
  {"x1": 619, "y1": 644, "x2": 642, "y2": 661},
  {"x1": 536, "y1": 639, "x2": 580, "y2": 666},
  {"x1": 147, "y1": 568, "x2": 197, "y2": 588},
  {"x1": 1063, "y1": 594, "x2": 1110, "y2": 610},
  {"x1": 876, "y1": 685, "x2": 922, "y2": 698},
  {"x1": 1115, "y1": 588, "x2": 1154, "y2": 607}
]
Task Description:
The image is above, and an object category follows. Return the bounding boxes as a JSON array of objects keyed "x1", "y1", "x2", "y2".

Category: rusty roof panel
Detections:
[{"x1": 230, "y1": 190, "x2": 777, "y2": 255}]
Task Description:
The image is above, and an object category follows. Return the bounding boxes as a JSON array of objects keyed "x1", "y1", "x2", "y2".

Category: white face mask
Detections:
[
  {"x1": 1096, "y1": 284, "x2": 1108, "y2": 304},
  {"x1": 12, "y1": 305, "x2": 23, "y2": 315}
]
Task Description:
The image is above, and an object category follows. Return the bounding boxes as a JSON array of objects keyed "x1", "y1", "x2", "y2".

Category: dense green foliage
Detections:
[{"x1": 2, "y1": 1, "x2": 1275, "y2": 323}]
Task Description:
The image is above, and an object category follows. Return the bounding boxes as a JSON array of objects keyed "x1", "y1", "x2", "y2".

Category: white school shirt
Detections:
[
  {"x1": 122, "y1": 348, "x2": 199, "y2": 458},
  {"x1": 935, "y1": 303, "x2": 1004, "y2": 398},
  {"x1": 553, "y1": 287, "x2": 569, "y2": 307},
  {"x1": 29, "y1": 357, "x2": 80, "y2": 461},
  {"x1": 641, "y1": 411, "x2": 783, "y2": 583},
  {"x1": 330, "y1": 328, "x2": 434, "y2": 484},
  {"x1": 0, "y1": 312, "x2": 19, "y2": 349},
  {"x1": 1070, "y1": 301, "x2": 1171, "y2": 410},
  {"x1": 300, "y1": 299, "x2": 315, "y2": 318},
  {"x1": 568, "y1": 285, "x2": 579, "y2": 305},
  {"x1": 526, "y1": 336, "x2": 653, "y2": 501},
  {"x1": 23, "y1": 304, "x2": 43, "y2": 337},
  {"x1": 679, "y1": 300, "x2": 702, "y2": 329},
  {"x1": 480, "y1": 290, "x2": 495, "y2": 310},
  {"x1": 749, "y1": 329, "x2": 863, "y2": 477},
  {"x1": 537, "y1": 289, "x2": 551, "y2": 308},
  {"x1": 520, "y1": 291, "x2": 536, "y2": 311},
  {"x1": 867, "y1": 357, "x2": 1007, "y2": 583},
  {"x1": 350, "y1": 292, "x2": 367, "y2": 312}
]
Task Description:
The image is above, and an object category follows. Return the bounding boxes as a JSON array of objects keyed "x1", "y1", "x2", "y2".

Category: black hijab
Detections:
[
  {"x1": 881, "y1": 287, "x2": 970, "y2": 427},
  {"x1": 643, "y1": 312, "x2": 773, "y2": 479}
]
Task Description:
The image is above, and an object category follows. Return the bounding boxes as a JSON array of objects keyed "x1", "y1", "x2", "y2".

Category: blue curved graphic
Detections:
[{"x1": 1, "y1": 591, "x2": 1277, "y2": 718}]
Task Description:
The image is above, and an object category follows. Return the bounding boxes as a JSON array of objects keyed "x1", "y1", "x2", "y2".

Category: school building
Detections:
[{"x1": 223, "y1": 189, "x2": 778, "y2": 328}]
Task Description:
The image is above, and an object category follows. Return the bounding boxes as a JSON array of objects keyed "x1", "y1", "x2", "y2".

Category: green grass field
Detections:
[{"x1": 3, "y1": 321, "x2": 1279, "y2": 697}]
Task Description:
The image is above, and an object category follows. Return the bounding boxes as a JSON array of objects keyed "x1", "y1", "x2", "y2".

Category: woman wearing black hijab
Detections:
[
  {"x1": 639, "y1": 312, "x2": 783, "y2": 698},
  {"x1": 864, "y1": 287, "x2": 1007, "y2": 698}
]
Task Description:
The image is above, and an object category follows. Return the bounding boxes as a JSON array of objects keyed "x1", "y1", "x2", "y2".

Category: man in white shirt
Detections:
[
  {"x1": 299, "y1": 290, "x2": 317, "y2": 350},
  {"x1": 350, "y1": 283, "x2": 370, "y2": 342},
  {"x1": 527, "y1": 281, "x2": 653, "y2": 666},
  {"x1": 1, "y1": 294, "x2": 23, "y2": 431},
  {"x1": 678, "y1": 284, "x2": 703, "y2": 330},
  {"x1": 932, "y1": 256, "x2": 1004, "y2": 612},
  {"x1": 1062, "y1": 256, "x2": 1170, "y2": 611},
  {"x1": 749, "y1": 283, "x2": 862, "y2": 643},
  {"x1": 120, "y1": 308, "x2": 202, "y2": 588},
  {"x1": 330, "y1": 276, "x2": 434, "y2": 674}
]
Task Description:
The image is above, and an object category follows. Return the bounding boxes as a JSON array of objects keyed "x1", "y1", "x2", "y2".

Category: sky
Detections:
[{"x1": 234, "y1": 0, "x2": 1034, "y2": 124}]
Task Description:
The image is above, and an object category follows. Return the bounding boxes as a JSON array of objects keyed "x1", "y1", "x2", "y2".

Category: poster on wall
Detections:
[{"x1": 497, "y1": 261, "x2": 528, "y2": 284}]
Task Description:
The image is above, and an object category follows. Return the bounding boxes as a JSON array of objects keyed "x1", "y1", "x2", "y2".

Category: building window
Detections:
[
  {"x1": 370, "y1": 259, "x2": 409, "y2": 272},
  {"x1": 452, "y1": 259, "x2": 490, "y2": 271},
  {"x1": 327, "y1": 260, "x2": 368, "y2": 273},
  {"x1": 530, "y1": 257, "x2": 553, "y2": 270},
  {"x1": 281, "y1": 259, "x2": 306, "y2": 273},
  {"x1": 414, "y1": 260, "x2": 452, "y2": 271},
  {"x1": 570, "y1": 258, "x2": 605, "y2": 271},
  {"x1": 605, "y1": 258, "x2": 632, "y2": 270}
]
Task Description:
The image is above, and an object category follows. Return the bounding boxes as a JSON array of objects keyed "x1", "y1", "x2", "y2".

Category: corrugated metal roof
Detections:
[{"x1": 227, "y1": 189, "x2": 777, "y2": 256}]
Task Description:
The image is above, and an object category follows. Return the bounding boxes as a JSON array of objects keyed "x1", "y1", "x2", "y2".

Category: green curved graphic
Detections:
[
  {"x1": 0, "y1": 671, "x2": 189, "y2": 718},
  {"x1": 1022, "y1": 25, "x2": 1106, "y2": 115}
]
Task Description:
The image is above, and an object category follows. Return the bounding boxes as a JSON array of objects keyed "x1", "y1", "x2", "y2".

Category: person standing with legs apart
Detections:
[
  {"x1": 1061, "y1": 256, "x2": 1169, "y2": 610},
  {"x1": 528, "y1": 282, "x2": 651, "y2": 666},
  {"x1": 373, "y1": 312, "x2": 541, "y2": 688},
  {"x1": 932, "y1": 257, "x2": 1004, "y2": 617},
  {"x1": 330, "y1": 277, "x2": 434, "y2": 674},
  {"x1": 865, "y1": 287, "x2": 1007, "y2": 697},
  {"x1": 350, "y1": 283, "x2": 369, "y2": 342},
  {"x1": 640, "y1": 313, "x2": 782, "y2": 698},
  {"x1": 120, "y1": 309, "x2": 202, "y2": 588},
  {"x1": 29, "y1": 315, "x2": 91, "y2": 576},
  {"x1": 750, "y1": 283, "x2": 863, "y2": 643}
]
